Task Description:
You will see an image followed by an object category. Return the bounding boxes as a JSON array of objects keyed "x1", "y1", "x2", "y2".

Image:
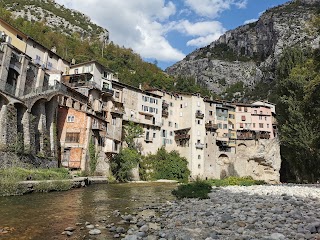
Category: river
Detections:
[{"x1": 0, "y1": 182, "x2": 177, "y2": 240}]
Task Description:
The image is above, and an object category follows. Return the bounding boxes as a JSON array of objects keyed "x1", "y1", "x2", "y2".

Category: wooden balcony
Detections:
[
  {"x1": 205, "y1": 123, "x2": 218, "y2": 130},
  {"x1": 111, "y1": 106, "x2": 124, "y2": 115},
  {"x1": 102, "y1": 87, "x2": 114, "y2": 96},
  {"x1": 195, "y1": 111, "x2": 204, "y2": 119},
  {"x1": 174, "y1": 134, "x2": 190, "y2": 141},
  {"x1": 162, "y1": 101, "x2": 169, "y2": 108},
  {"x1": 162, "y1": 110, "x2": 169, "y2": 117}
]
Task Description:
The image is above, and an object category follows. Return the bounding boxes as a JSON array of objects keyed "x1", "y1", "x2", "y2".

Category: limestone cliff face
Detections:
[
  {"x1": 166, "y1": 0, "x2": 320, "y2": 95},
  {"x1": 235, "y1": 139, "x2": 281, "y2": 184}
]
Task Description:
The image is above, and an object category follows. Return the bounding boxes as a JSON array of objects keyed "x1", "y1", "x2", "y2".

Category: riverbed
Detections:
[{"x1": 0, "y1": 182, "x2": 177, "y2": 240}]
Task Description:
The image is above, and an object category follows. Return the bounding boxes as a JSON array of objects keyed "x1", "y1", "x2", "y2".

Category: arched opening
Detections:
[{"x1": 14, "y1": 102, "x2": 28, "y2": 152}]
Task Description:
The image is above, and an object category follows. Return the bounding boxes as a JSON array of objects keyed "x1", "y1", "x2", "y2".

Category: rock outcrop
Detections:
[
  {"x1": 166, "y1": 0, "x2": 320, "y2": 95},
  {"x1": 3, "y1": 0, "x2": 108, "y2": 41}
]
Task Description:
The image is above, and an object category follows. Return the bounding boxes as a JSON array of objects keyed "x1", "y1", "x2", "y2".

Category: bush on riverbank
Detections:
[
  {"x1": 140, "y1": 148, "x2": 190, "y2": 183},
  {"x1": 172, "y1": 180, "x2": 212, "y2": 199},
  {"x1": 0, "y1": 168, "x2": 72, "y2": 196},
  {"x1": 207, "y1": 176, "x2": 266, "y2": 187}
]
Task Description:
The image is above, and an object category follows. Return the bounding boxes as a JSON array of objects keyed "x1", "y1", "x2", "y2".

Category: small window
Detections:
[
  {"x1": 253, "y1": 123, "x2": 256, "y2": 128},
  {"x1": 241, "y1": 115, "x2": 246, "y2": 121},
  {"x1": 74, "y1": 68, "x2": 78, "y2": 74},
  {"x1": 238, "y1": 107, "x2": 242, "y2": 111},
  {"x1": 240, "y1": 123, "x2": 244, "y2": 128},
  {"x1": 67, "y1": 115, "x2": 75, "y2": 122},
  {"x1": 267, "y1": 124, "x2": 270, "y2": 128},
  {"x1": 198, "y1": 155, "x2": 201, "y2": 159},
  {"x1": 209, "y1": 111, "x2": 213, "y2": 116},
  {"x1": 17, "y1": 34, "x2": 23, "y2": 40},
  {"x1": 254, "y1": 110, "x2": 257, "y2": 114},
  {"x1": 65, "y1": 132, "x2": 80, "y2": 143},
  {"x1": 153, "y1": 132, "x2": 156, "y2": 138},
  {"x1": 244, "y1": 107, "x2": 248, "y2": 112},
  {"x1": 259, "y1": 123, "x2": 264, "y2": 128}
]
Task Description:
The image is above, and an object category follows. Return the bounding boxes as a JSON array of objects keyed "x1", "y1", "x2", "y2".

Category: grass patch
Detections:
[
  {"x1": 0, "y1": 168, "x2": 72, "y2": 196},
  {"x1": 207, "y1": 176, "x2": 266, "y2": 187},
  {"x1": 33, "y1": 180, "x2": 72, "y2": 193},
  {"x1": 172, "y1": 180, "x2": 212, "y2": 199}
]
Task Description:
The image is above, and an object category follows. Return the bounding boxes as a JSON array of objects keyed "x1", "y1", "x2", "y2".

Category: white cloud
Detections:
[
  {"x1": 187, "y1": 33, "x2": 223, "y2": 47},
  {"x1": 244, "y1": 18, "x2": 258, "y2": 24},
  {"x1": 55, "y1": 0, "x2": 184, "y2": 62},
  {"x1": 184, "y1": 0, "x2": 248, "y2": 18},
  {"x1": 166, "y1": 20, "x2": 226, "y2": 47}
]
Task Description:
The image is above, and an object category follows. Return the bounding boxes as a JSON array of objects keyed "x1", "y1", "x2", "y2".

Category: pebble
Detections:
[
  {"x1": 119, "y1": 185, "x2": 320, "y2": 240},
  {"x1": 88, "y1": 229, "x2": 101, "y2": 235}
]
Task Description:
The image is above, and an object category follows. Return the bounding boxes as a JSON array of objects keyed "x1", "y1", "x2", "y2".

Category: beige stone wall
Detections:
[{"x1": 234, "y1": 139, "x2": 281, "y2": 183}]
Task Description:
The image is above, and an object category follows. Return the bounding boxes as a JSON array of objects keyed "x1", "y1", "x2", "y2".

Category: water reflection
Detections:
[{"x1": 0, "y1": 182, "x2": 176, "y2": 240}]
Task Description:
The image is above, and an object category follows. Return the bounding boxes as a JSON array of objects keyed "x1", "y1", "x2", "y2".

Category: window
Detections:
[
  {"x1": 240, "y1": 123, "x2": 244, "y2": 128},
  {"x1": 168, "y1": 121, "x2": 172, "y2": 127},
  {"x1": 253, "y1": 123, "x2": 256, "y2": 128},
  {"x1": 74, "y1": 68, "x2": 78, "y2": 74},
  {"x1": 198, "y1": 164, "x2": 201, "y2": 169},
  {"x1": 259, "y1": 123, "x2": 264, "y2": 128},
  {"x1": 218, "y1": 123, "x2": 222, "y2": 129},
  {"x1": 238, "y1": 107, "x2": 242, "y2": 111},
  {"x1": 67, "y1": 115, "x2": 75, "y2": 122},
  {"x1": 180, "y1": 104, "x2": 183, "y2": 108},
  {"x1": 259, "y1": 116, "x2": 262, "y2": 120},
  {"x1": 35, "y1": 55, "x2": 41, "y2": 64},
  {"x1": 153, "y1": 133, "x2": 156, "y2": 138},
  {"x1": 198, "y1": 155, "x2": 201, "y2": 159},
  {"x1": 260, "y1": 111, "x2": 263, "y2": 114},
  {"x1": 170, "y1": 102, "x2": 173, "y2": 107},
  {"x1": 170, "y1": 131, "x2": 173, "y2": 136},
  {"x1": 175, "y1": 123, "x2": 178, "y2": 128},
  {"x1": 244, "y1": 107, "x2": 248, "y2": 112},
  {"x1": 47, "y1": 62, "x2": 53, "y2": 69},
  {"x1": 209, "y1": 111, "x2": 213, "y2": 116},
  {"x1": 65, "y1": 132, "x2": 80, "y2": 143},
  {"x1": 112, "y1": 117, "x2": 116, "y2": 125},
  {"x1": 254, "y1": 110, "x2": 257, "y2": 114},
  {"x1": 267, "y1": 124, "x2": 270, "y2": 128},
  {"x1": 241, "y1": 115, "x2": 246, "y2": 121},
  {"x1": 265, "y1": 116, "x2": 267, "y2": 121},
  {"x1": 223, "y1": 124, "x2": 227, "y2": 129},
  {"x1": 115, "y1": 91, "x2": 120, "y2": 98}
]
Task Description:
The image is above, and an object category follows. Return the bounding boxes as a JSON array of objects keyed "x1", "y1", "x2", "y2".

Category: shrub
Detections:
[
  {"x1": 206, "y1": 176, "x2": 266, "y2": 187},
  {"x1": 172, "y1": 180, "x2": 212, "y2": 199}
]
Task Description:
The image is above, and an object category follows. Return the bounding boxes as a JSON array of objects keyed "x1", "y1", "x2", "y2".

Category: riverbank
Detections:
[{"x1": 114, "y1": 185, "x2": 320, "y2": 240}]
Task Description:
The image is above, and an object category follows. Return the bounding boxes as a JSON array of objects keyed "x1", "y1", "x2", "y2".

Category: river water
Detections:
[{"x1": 0, "y1": 182, "x2": 177, "y2": 240}]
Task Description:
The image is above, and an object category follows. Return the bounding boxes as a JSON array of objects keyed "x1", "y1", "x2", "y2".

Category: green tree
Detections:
[
  {"x1": 123, "y1": 121, "x2": 144, "y2": 149},
  {"x1": 110, "y1": 148, "x2": 140, "y2": 182},
  {"x1": 140, "y1": 147, "x2": 190, "y2": 182},
  {"x1": 276, "y1": 55, "x2": 320, "y2": 182}
]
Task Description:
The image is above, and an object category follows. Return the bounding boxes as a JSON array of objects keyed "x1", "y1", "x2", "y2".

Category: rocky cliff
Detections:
[
  {"x1": 2, "y1": 0, "x2": 108, "y2": 41},
  {"x1": 166, "y1": 0, "x2": 320, "y2": 97}
]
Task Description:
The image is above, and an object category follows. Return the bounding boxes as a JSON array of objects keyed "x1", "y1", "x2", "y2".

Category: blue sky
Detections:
[{"x1": 55, "y1": 0, "x2": 289, "y2": 70}]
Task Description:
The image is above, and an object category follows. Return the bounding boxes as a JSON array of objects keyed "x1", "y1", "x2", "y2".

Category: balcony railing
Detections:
[
  {"x1": 111, "y1": 106, "x2": 124, "y2": 115},
  {"x1": 92, "y1": 123, "x2": 105, "y2": 131},
  {"x1": 102, "y1": 87, "x2": 114, "y2": 96},
  {"x1": 174, "y1": 134, "x2": 190, "y2": 141},
  {"x1": 195, "y1": 143, "x2": 204, "y2": 149},
  {"x1": 22, "y1": 81, "x2": 67, "y2": 99},
  {"x1": 145, "y1": 137, "x2": 153, "y2": 143},
  {"x1": 162, "y1": 101, "x2": 169, "y2": 108},
  {"x1": 162, "y1": 110, "x2": 169, "y2": 117},
  {"x1": 205, "y1": 123, "x2": 218, "y2": 130},
  {"x1": 195, "y1": 111, "x2": 204, "y2": 119}
]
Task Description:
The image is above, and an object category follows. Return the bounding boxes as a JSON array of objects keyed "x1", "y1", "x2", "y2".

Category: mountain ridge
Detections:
[{"x1": 166, "y1": 0, "x2": 320, "y2": 100}]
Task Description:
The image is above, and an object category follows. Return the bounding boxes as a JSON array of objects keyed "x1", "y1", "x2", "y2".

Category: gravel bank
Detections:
[{"x1": 118, "y1": 185, "x2": 320, "y2": 240}]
